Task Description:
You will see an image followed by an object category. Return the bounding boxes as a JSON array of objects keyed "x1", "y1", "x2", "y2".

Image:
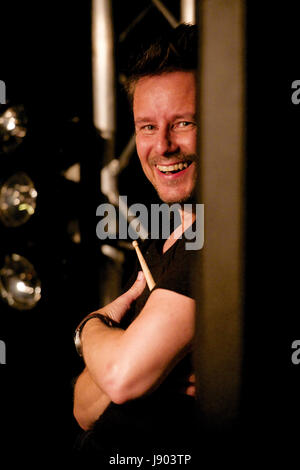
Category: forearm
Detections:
[
  {"x1": 80, "y1": 290, "x2": 195, "y2": 404},
  {"x1": 81, "y1": 318, "x2": 126, "y2": 402},
  {"x1": 73, "y1": 273, "x2": 147, "y2": 427},
  {"x1": 73, "y1": 367, "x2": 111, "y2": 431}
]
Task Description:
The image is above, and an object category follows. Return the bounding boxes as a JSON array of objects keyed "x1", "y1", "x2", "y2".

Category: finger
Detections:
[
  {"x1": 188, "y1": 373, "x2": 196, "y2": 383},
  {"x1": 185, "y1": 385, "x2": 196, "y2": 397}
]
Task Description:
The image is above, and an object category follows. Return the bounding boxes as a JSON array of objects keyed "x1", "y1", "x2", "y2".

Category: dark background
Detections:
[
  {"x1": 244, "y1": 2, "x2": 300, "y2": 456},
  {"x1": 0, "y1": 0, "x2": 299, "y2": 464}
]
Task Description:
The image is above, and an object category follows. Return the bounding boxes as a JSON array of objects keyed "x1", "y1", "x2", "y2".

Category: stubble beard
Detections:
[{"x1": 153, "y1": 154, "x2": 198, "y2": 206}]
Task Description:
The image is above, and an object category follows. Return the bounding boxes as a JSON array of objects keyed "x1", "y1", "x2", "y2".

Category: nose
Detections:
[{"x1": 154, "y1": 127, "x2": 179, "y2": 156}]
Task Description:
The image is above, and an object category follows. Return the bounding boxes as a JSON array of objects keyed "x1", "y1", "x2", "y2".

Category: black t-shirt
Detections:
[{"x1": 121, "y1": 223, "x2": 198, "y2": 325}]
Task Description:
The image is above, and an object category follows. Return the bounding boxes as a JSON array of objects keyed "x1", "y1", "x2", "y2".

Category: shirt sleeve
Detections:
[{"x1": 152, "y1": 242, "x2": 197, "y2": 299}]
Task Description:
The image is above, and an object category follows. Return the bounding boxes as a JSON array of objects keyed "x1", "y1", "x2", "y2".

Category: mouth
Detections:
[{"x1": 155, "y1": 161, "x2": 192, "y2": 175}]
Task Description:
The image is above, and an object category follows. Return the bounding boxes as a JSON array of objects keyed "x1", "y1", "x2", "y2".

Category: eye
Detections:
[
  {"x1": 137, "y1": 124, "x2": 156, "y2": 134},
  {"x1": 174, "y1": 121, "x2": 195, "y2": 129}
]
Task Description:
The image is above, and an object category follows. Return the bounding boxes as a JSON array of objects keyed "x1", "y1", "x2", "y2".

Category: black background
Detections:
[{"x1": 242, "y1": 2, "x2": 300, "y2": 461}]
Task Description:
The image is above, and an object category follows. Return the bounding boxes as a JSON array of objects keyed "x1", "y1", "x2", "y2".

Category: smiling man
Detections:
[
  {"x1": 134, "y1": 70, "x2": 197, "y2": 204},
  {"x1": 73, "y1": 24, "x2": 199, "y2": 461}
]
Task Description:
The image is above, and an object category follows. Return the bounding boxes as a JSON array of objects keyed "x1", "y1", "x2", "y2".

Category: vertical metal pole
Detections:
[
  {"x1": 91, "y1": 0, "x2": 119, "y2": 306},
  {"x1": 180, "y1": 0, "x2": 196, "y2": 24},
  {"x1": 92, "y1": 0, "x2": 116, "y2": 161},
  {"x1": 195, "y1": 0, "x2": 245, "y2": 430}
]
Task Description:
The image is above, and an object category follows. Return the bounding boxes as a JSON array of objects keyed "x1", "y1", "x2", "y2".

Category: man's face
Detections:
[{"x1": 133, "y1": 71, "x2": 197, "y2": 204}]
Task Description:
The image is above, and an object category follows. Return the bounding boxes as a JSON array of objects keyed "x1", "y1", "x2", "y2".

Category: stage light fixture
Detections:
[
  {"x1": 0, "y1": 253, "x2": 41, "y2": 310},
  {"x1": 0, "y1": 172, "x2": 37, "y2": 227},
  {"x1": 0, "y1": 104, "x2": 28, "y2": 154}
]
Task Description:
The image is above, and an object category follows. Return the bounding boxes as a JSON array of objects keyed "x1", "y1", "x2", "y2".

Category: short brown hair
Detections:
[{"x1": 123, "y1": 23, "x2": 198, "y2": 106}]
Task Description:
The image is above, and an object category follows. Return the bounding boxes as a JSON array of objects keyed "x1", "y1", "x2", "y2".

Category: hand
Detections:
[{"x1": 96, "y1": 271, "x2": 146, "y2": 323}]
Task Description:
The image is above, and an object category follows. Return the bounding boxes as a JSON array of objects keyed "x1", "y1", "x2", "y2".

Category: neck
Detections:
[
  {"x1": 162, "y1": 206, "x2": 195, "y2": 254},
  {"x1": 179, "y1": 205, "x2": 196, "y2": 231}
]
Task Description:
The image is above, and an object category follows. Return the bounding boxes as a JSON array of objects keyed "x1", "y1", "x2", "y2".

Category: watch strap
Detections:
[{"x1": 74, "y1": 313, "x2": 120, "y2": 357}]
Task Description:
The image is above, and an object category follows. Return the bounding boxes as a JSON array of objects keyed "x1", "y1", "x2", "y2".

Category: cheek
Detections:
[
  {"x1": 181, "y1": 132, "x2": 197, "y2": 153},
  {"x1": 136, "y1": 140, "x2": 151, "y2": 175},
  {"x1": 136, "y1": 137, "x2": 151, "y2": 164}
]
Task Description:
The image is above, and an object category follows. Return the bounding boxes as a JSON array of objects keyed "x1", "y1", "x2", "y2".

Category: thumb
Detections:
[
  {"x1": 103, "y1": 272, "x2": 147, "y2": 322},
  {"x1": 124, "y1": 271, "x2": 147, "y2": 304}
]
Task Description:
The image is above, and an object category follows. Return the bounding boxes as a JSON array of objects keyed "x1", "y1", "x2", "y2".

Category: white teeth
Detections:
[{"x1": 157, "y1": 162, "x2": 189, "y2": 173}]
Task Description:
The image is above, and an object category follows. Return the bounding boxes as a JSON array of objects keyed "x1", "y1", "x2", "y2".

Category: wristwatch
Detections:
[{"x1": 74, "y1": 313, "x2": 120, "y2": 357}]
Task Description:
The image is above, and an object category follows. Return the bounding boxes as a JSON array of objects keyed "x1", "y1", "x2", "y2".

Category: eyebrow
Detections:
[
  {"x1": 134, "y1": 118, "x2": 153, "y2": 126},
  {"x1": 173, "y1": 113, "x2": 196, "y2": 121},
  {"x1": 134, "y1": 113, "x2": 196, "y2": 126}
]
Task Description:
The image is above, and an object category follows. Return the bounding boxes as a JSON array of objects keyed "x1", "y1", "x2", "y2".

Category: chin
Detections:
[
  {"x1": 158, "y1": 190, "x2": 196, "y2": 205},
  {"x1": 155, "y1": 174, "x2": 197, "y2": 205}
]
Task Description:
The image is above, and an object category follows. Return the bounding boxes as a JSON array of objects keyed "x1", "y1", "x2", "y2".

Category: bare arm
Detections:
[
  {"x1": 73, "y1": 272, "x2": 147, "y2": 429},
  {"x1": 73, "y1": 368, "x2": 195, "y2": 431},
  {"x1": 73, "y1": 272, "x2": 195, "y2": 428},
  {"x1": 73, "y1": 368, "x2": 111, "y2": 431},
  {"x1": 81, "y1": 288, "x2": 195, "y2": 404}
]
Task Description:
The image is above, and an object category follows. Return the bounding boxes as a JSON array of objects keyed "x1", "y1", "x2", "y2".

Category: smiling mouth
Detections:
[{"x1": 156, "y1": 161, "x2": 192, "y2": 175}]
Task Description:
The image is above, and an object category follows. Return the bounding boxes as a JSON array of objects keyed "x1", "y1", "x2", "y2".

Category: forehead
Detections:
[{"x1": 133, "y1": 71, "x2": 196, "y2": 119}]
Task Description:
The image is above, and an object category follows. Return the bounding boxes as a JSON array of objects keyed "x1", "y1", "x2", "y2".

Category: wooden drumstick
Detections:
[{"x1": 132, "y1": 240, "x2": 156, "y2": 291}]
